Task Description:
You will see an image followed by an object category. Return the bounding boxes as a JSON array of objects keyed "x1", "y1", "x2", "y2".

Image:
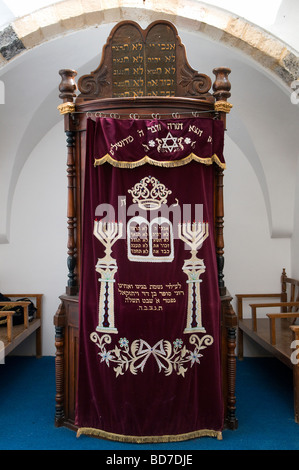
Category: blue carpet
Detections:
[{"x1": 0, "y1": 355, "x2": 298, "y2": 451}]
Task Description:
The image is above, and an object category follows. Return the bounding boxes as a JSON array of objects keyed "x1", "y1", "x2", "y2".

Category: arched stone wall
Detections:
[{"x1": 0, "y1": 0, "x2": 298, "y2": 88}]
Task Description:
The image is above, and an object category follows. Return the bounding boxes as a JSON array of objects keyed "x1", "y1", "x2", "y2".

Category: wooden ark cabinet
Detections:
[{"x1": 54, "y1": 20, "x2": 238, "y2": 433}]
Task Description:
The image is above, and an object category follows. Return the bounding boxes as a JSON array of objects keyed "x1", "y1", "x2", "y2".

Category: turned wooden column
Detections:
[
  {"x1": 221, "y1": 294, "x2": 238, "y2": 429},
  {"x1": 58, "y1": 69, "x2": 78, "y2": 296},
  {"x1": 212, "y1": 67, "x2": 232, "y2": 129},
  {"x1": 212, "y1": 67, "x2": 232, "y2": 296},
  {"x1": 53, "y1": 302, "x2": 66, "y2": 426},
  {"x1": 55, "y1": 70, "x2": 78, "y2": 427},
  {"x1": 212, "y1": 67, "x2": 237, "y2": 429}
]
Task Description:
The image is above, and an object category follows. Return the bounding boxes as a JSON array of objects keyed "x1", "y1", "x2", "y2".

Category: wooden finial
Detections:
[
  {"x1": 212, "y1": 67, "x2": 233, "y2": 113},
  {"x1": 59, "y1": 69, "x2": 77, "y2": 101},
  {"x1": 58, "y1": 69, "x2": 77, "y2": 114}
]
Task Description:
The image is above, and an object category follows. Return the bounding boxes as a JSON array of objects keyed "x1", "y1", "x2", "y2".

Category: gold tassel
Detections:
[
  {"x1": 94, "y1": 153, "x2": 226, "y2": 170},
  {"x1": 77, "y1": 427, "x2": 222, "y2": 443}
]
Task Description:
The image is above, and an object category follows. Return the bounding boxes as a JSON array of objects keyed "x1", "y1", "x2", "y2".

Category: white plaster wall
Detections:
[
  {"x1": 224, "y1": 135, "x2": 291, "y2": 294},
  {"x1": 291, "y1": 154, "x2": 299, "y2": 280},
  {"x1": 224, "y1": 136, "x2": 291, "y2": 356},
  {"x1": 0, "y1": 121, "x2": 67, "y2": 355}
]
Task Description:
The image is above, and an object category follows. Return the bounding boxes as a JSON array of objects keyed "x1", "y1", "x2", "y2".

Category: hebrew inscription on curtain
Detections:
[{"x1": 75, "y1": 117, "x2": 226, "y2": 443}]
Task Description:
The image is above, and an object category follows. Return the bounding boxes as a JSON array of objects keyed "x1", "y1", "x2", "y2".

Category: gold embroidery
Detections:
[{"x1": 94, "y1": 152, "x2": 226, "y2": 169}]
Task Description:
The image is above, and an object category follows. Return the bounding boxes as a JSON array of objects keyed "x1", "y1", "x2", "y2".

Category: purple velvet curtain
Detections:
[{"x1": 75, "y1": 117, "x2": 225, "y2": 443}]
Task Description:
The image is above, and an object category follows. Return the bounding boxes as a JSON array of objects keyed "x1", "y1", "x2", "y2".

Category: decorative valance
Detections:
[{"x1": 92, "y1": 117, "x2": 226, "y2": 169}]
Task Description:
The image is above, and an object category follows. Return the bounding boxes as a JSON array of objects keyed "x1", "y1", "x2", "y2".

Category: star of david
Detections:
[{"x1": 161, "y1": 132, "x2": 179, "y2": 152}]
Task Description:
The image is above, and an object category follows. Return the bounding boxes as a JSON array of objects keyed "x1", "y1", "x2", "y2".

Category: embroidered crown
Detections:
[{"x1": 128, "y1": 176, "x2": 172, "y2": 211}]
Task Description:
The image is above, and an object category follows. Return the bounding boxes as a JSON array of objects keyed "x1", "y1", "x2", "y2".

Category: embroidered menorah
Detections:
[
  {"x1": 93, "y1": 220, "x2": 123, "y2": 333},
  {"x1": 178, "y1": 222, "x2": 209, "y2": 333}
]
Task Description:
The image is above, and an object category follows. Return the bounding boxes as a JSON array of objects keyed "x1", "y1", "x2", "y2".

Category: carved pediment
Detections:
[{"x1": 77, "y1": 20, "x2": 213, "y2": 102}]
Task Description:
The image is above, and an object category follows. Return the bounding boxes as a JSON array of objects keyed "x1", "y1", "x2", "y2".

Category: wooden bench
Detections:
[
  {"x1": 237, "y1": 269, "x2": 299, "y2": 423},
  {"x1": 0, "y1": 294, "x2": 42, "y2": 360}
]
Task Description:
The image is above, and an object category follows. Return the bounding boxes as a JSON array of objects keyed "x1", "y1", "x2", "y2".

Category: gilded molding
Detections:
[
  {"x1": 214, "y1": 101, "x2": 233, "y2": 113},
  {"x1": 57, "y1": 102, "x2": 76, "y2": 115}
]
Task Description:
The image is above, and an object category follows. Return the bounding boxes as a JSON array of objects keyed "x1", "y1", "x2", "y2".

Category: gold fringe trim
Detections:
[
  {"x1": 76, "y1": 427, "x2": 222, "y2": 443},
  {"x1": 94, "y1": 153, "x2": 226, "y2": 170}
]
